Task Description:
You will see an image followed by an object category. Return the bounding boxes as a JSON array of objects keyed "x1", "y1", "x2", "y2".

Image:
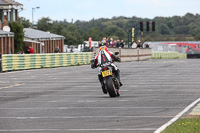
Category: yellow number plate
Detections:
[{"x1": 102, "y1": 70, "x2": 111, "y2": 77}]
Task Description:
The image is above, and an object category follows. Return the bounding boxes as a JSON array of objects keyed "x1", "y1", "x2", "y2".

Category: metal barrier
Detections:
[
  {"x1": 0, "y1": 54, "x2": 2, "y2": 72},
  {"x1": 1, "y1": 52, "x2": 93, "y2": 72},
  {"x1": 95, "y1": 48, "x2": 152, "y2": 62},
  {"x1": 152, "y1": 52, "x2": 187, "y2": 59}
]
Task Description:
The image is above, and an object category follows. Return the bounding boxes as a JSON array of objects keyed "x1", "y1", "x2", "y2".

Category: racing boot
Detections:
[
  {"x1": 115, "y1": 69, "x2": 123, "y2": 87},
  {"x1": 98, "y1": 75, "x2": 107, "y2": 94}
]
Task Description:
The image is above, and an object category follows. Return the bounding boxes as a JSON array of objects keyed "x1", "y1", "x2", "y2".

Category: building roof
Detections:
[
  {"x1": 24, "y1": 28, "x2": 65, "y2": 40},
  {"x1": 0, "y1": 29, "x2": 14, "y2": 35},
  {"x1": 0, "y1": 0, "x2": 22, "y2": 5},
  {"x1": 23, "y1": 39, "x2": 41, "y2": 44}
]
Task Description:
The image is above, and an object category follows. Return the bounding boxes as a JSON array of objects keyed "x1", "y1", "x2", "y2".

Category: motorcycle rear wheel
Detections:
[{"x1": 105, "y1": 77, "x2": 118, "y2": 97}]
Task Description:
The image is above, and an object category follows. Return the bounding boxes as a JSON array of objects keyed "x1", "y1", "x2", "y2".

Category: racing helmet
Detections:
[{"x1": 99, "y1": 46, "x2": 108, "y2": 51}]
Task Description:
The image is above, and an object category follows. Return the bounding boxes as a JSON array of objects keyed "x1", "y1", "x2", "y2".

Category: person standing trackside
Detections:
[
  {"x1": 116, "y1": 40, "x2": 120, "y2": 48},
  {"x1": 105, "y1": 37, "x2": 109, "y2": 47},
  {"x1": 109, "y1": 38, "x2": 115, "y2": 47},
  {"x1": 120, "y1": 40, "x2": 124, "y2": 48},
  {"x1": 136, "y1": 40, "x2": 142, "y2": 48},
  {"x1": 98, "y1": 41, "x2": 102, "y2": 47},
  {"x1": 55, "y1": 46, "x2": 60, "y2": 53},
  {"x1": 28, "y1": 46, "x2": 34, "y2": 54}
]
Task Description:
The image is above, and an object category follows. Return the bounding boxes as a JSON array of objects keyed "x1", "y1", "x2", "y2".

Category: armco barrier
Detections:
[
  {"x1": 95, "y1": 48, "x2": 152, "y2": 62},
  {"x1": 152, "y1": 52, "x2": 186, "y2": 59},
  {"x1": 0, "y1": 54, "x2": 2, "y2": 72},
  {"x1": 1, "y1": 52, "x2": 93, "y2": 72}
]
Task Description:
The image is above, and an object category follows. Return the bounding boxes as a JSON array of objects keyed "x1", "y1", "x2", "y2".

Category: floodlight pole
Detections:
[{"x1": 32, "y1": 7, "x2": 40, "y2": 27}]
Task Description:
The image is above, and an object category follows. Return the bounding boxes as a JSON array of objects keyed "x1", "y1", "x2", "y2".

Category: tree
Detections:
[
  {"x1": 63, "y1": 24, "x2": 84, "y2": 45},
  {"x1": 103, "y1": 25, "x2": 126, "y2": 40},
  {"x1": 160, "y1": 24, "x2": 171, "y2": 35},
  {"x1": 9, "y1": 22, "x2": 24, "y2": 53},
  {"x1": 64, "y1": 33, "x2": 77, "y2": 45},
  {"x1": 32, "y1": 13, "x2": 200, "y2": 43},
  {"x1": 188, "y1": 22, "x2": 200, "y2": 36},
  {"x1": 194, "y1": 34, "x2": 200, "y2": 40},
  {"x1": 37, "y1": 17, "x2": 53, "y2": 32},
  {"x1": 22, "y1": 18, "x2": 30, "y2": 28},
  {"x1": 84, "y1": 27, "x2": 103, "y2": 41},
  {"x1": 167, "y1": 20, "x2": 175, "y2": 30},
  {"x1": 174, "y1": 25, "x2": 190, "y2": 34}
]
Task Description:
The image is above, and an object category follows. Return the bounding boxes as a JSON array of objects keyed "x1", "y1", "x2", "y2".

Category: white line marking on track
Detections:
[
  {"x1": 0, "y1": 107, "x2": 184, "y2": 110},
  {"x1": 37, "y1": 94, "x2": 200, "y2": 97},
  {"x1": 0, "y1": 128, "x2": 157, "y2": 132},
  {"x1": 0, "y1": 94, "x2": 198, "y2": 98},
  {"x1": 0, "y1": 99, "x2": 195, "y2": 103},
  {"x1": 131, "y1": 84, "x2": 200, "y2": 86},
  {"x1": 0, "y1": 90, "x2": 129, "y2": 92},
  {"x1": 0, "y1": 116, "x2": 173, "y2": 119},
  {"x1": 154, "y1": 98, "x2": 200, "y2": 133}
]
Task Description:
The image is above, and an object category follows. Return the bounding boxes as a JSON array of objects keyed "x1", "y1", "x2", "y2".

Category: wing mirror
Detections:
[
  {"x1": 115, "y1": 52, "x2": 119, "y2": 55},
  {"x1": 90, "y1": 60, "x2": 94, "y2": 63}
]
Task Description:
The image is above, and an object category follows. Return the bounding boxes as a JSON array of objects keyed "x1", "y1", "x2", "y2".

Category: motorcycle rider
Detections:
[{"x1": 91, "y1": 45, "x2": 123, "y2": 94}]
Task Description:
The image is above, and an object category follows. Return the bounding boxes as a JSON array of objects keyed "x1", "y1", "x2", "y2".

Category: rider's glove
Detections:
[
  {"x1": 91, "y1": 64, "x2": 96, "y2": 69},
  {"x1": 117, "y1": 57, "x2": 121, "y2": 62}
]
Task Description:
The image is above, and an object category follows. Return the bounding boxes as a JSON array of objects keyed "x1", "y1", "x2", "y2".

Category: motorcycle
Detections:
[{"x1": 91, "y1": 52, "x2": 120, "y2": 97}]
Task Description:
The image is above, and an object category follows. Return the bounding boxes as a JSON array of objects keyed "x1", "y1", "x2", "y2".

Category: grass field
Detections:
[{"x1": 162, "y1": 117, "x2": 200, "y2": 133}]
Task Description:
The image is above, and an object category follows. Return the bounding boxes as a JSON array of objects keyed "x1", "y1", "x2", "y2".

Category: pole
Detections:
[
  {"x1": 119, "y1": 47, "x2": 121, "y2": 59},
  {"x1": 93, "y1": 48, "x2": 96, "y2": 59},
  {"x1": 132, "y1": 27, "x2": 135, "y2": 48},
  {"x1": 32, "y1": 8, "x2": 34, "y2": 27},
  {"x1": 0, "y1": 54, "x2": 2, "y2": 73},
  {"x1": 141, "y1": 31, "x2": 143, "y2": 42},
  {"x1": 137, "y1": 47, "x2": 139, "y2": 61},
  {"x1": 141, "y1": 31, "x2": 143, "y2": 48},
  {"x1": 127, "y1": 31, "x2": 129, "y2": 48},
  {"x1": 32, "y1": 7, "x2": 40, "y2": 28}
]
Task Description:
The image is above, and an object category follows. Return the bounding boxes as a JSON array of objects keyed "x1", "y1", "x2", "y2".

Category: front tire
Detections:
[{"x1": 105, "y1": 77, "x2": 118, "y2": 97}]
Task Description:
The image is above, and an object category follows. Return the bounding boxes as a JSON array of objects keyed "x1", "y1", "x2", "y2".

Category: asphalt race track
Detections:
[{"x1": 0, "y1": 59, "x2": 200, "y2": 133}]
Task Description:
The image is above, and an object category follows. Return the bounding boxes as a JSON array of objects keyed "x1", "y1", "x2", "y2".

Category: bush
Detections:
[{"x1": 9, "y1": 22, "x2": 24, "y2": 54}]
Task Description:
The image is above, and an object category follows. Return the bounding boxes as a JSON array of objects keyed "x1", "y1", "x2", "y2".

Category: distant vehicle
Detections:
[
  {"x1": 64, "y1": 45, "x2": 80, "y2": 53},
  {"x1": 83, "y1": 41, "x2": 99, "y2": 47}
]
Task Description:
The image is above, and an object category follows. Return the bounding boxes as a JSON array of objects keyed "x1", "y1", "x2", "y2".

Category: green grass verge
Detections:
[{"x1": 162, "y1": 117, "x2": 200, "y2": 133}]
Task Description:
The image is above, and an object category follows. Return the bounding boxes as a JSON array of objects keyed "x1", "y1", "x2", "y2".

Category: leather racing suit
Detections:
[{"x1": 91, "y1": 49, "x2": 122, "y2": 93}]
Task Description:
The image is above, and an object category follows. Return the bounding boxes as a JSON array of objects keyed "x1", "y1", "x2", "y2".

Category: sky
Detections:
[{"x1": 17, "y1": 0, "x2": 200, "y2": 23}]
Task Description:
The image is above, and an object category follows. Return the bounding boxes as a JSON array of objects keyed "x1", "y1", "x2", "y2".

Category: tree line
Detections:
[{"x1": 22, "y1": 13, "x2": 200, "y2": 46}]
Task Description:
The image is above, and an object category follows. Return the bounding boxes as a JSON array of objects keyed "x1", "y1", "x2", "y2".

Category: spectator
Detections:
[
  {"x1": 120, "y1": 40, "x2": 124, "y2": 48},
  {"x1": 19, "y1": 51, "x2": 24, "y2": 54},
  {"x1": 100, "y1": 40, "x2": 106, "y2": 46},
  {"x1": 55, "y1": 46, "x2": 60, "y2": 53},
  {"x1": 100, "y1": 37, "x2": 107, "y2": 46},
  {"x1": 70, "y1": 47, "x2": 73, "y2": 53},
  {"x1": 132, "y1": 42, "x2": 137, "y2": 48},
  {"x1": 114, "y1": 41, "x2": 117, "y2": 47},
  {"x1": 103, "y1": 37, "x2": 109, "y2": 47},
  {"x1": 109, "y1": 38, "x2": 115, "y2": 47},
  {"x1": 136, "y1": 40, "x2": 141, "y2": 48},
  {"x1": 28, "y1": 46, "x2": 34, "y2": 54},
  {"x1": 116, "y1": 40, "x2": 120, "y2": 48},
  {"x1": 98, "y1": 41, "x2": 102, "y2": 47},
  {"x1": 101, "y1": 37, "x2": 106, "y2": 43}
]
